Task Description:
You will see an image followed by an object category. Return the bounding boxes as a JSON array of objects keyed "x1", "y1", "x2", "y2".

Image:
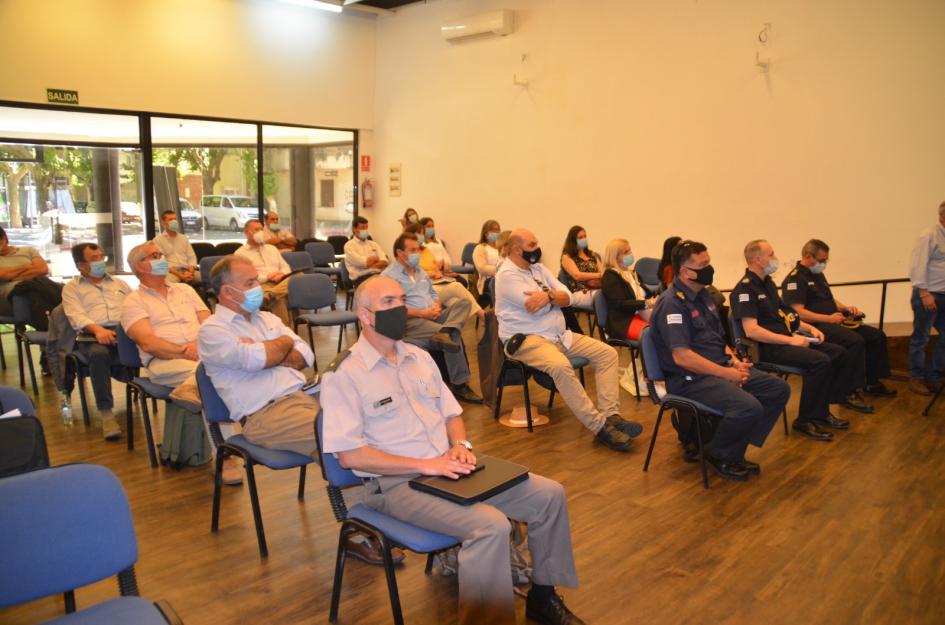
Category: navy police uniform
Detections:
[
  {"x1": 781, "y1": 262, "x2": 889, "y2": 388},
  {"x1": 729, "y1": 269, "x2": 854, "y2": 423},
  {"x1": 650, "y1": 278, "x2": 789, "y2": 462}
]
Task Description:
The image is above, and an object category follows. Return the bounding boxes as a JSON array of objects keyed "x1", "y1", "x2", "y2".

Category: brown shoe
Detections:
[
  {"x1": 221, "y1": 458, "x2": 243, "y2": 486},
  {"x1": 345, "y1": 532, "x2": 406, "y2": 566},
  {"x1": 910, "y1": 378, "x2": 933, "y2": 396}
]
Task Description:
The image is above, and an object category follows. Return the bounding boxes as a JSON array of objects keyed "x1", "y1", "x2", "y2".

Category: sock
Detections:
[{"x1": 529, "y1": 584, "x2": 555, "y2": 600}]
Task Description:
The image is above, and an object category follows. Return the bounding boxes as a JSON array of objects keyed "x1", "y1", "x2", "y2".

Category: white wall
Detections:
[
  {"x1": 370, "y1": 0, "x2": 945, "y2": 323},
  {"x1": 0, "y1": 0, "x2": 376, "y2": 130}
]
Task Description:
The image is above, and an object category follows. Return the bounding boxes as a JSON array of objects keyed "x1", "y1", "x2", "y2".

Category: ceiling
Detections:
[{"x1": 354, "y1": 0, "x2": 423, "y2": 10}]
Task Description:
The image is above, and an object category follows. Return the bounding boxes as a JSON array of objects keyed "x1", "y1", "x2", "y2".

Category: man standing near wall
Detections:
[{"x1": 908, "y1": 200, "x2": 945, "y2": 396}]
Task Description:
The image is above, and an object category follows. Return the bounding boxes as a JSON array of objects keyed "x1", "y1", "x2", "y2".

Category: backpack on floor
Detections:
[
  {"x1": 670, "y1": 408, "x2": 720, "y2": 453},
  {"x1": 160, "y1": 402, "x2": 211, "y2": 469}
]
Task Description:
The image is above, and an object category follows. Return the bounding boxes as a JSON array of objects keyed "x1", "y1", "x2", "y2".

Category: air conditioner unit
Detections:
[{"x1": 441, "y1": 9, "x2": 514, "y2": 43}]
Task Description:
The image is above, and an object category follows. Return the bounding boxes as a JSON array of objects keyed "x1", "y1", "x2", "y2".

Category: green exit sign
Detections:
[{"x1": 47, "y1": 89, "x2": 79, "y2": 105}]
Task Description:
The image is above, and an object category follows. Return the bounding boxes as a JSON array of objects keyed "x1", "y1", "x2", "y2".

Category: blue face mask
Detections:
[
  {"x1": 89, "y1": 260, "x2": 107, "y2": 278},
  {"x1": 239, "y1": 286, "x2": 265, "y2": 313},
  {"x1": 416, "y1": 233, "x2": 425, "y2": 244},
  {"x1": 811, "y1": 261, "x2": 827, "y2": 274},
  {"x1": 487, "y1": 232, "x2": 499, "y2": 243},
  {"x1": 407, "y1": 252, "x2": 421, "y2": 268},
  {"x1": 357, "y1": 229, "x2": 369, "y2": 240},
  {"x1": 149, "y1": 257, "x2": 169, "y2": 276},
  {"x1": 167, "y1": 220, "x2": 180, "y2": 233},
  {"x1": 577, "y1": 238, "x2": 588, "y2": 250},
  {"x1": 622, "y1": 254, "x2": 634, "y2": 268},
  {"x1": 425, "y1": 227, "x2": 435, "y2": 239},
  {"x1": 269, "y1": 222, "x2": 281, "y2": 232}
]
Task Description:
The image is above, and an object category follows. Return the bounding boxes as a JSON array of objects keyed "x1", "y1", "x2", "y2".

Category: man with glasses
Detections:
[
  {"x1": 782, "y1": 239, "x2": 895, "y2": 400},
  {"x1": 61, "y1": 242, "x2": 130, "y2": 440},
  {"x1": 649, "y1": 240, "x2": 789, "y2": 481}
]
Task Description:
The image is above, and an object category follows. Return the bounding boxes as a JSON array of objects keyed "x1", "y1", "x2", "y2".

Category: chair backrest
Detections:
[
  {"x1": 639, "y1": 326, "x2": 665, "y2": 383},
  {"x1": 296, "y1": 237, "x2": 322, "y2": 252},
  {"x1": 10, "y1": 294, "x2": 32, "y2": 327},
  {"x1": 199, "y1": 255, "x2": 225, "y2": 292},
  {"x1": 729, "y1": 314, "x2": 747, "y2": 343},
  {"x1": 282, "y1": 250, "x2": 314, "y2": 273},
  {"x1": 327, "y1": 235, "x2": 348, "y2": 255},
  {"x1": 0, "y1": 415, "x2": 49, "y2": 478},
  {"x1": 557, "y1": 267, "x2": 571, "y2": 286},
  {"x1": 305, "y1": 241, "x2": 336, "y2": 266},
  {"x1": 339, "y1": 257, "x2": 353, "y2": 290},
  {"x1": 0, "y1": 464, "x2": 138, "y2": 608},
  {"x1": 191, "y1": 242, "x2": 216, "y2": 261},
  {"x1": 461, "y1": 242, "x2": 476, "y2": 266},
  {"x1": 115, "y1": 324, "x2": 143, "y2": 369},
  {"x1": 195, "y1": 363, "x2": 231, "y2": 424},
  {"x1": 634, "y1": 257, "x2": 661, "y2": 291},
  {"x1": 214, "y1": 241, "x2": 241, "y2": 256},
  {"x1": 0, "y1": 385, "x2": 35, "y2": 416},
  {"x1": 592, "y1": 290, "x2": 609, "y2": 337},
  {"x1": 287, "y1": 273, "x2": 336, "y2": 311},
  {"x1": 314, "y1": 410, "x2": 363, "y2": 489}
]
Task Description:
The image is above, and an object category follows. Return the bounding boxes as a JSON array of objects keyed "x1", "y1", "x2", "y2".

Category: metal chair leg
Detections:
[
  {"x1": 424, "y1": 553, "x2": 436, "y2": 574},
  {"x1": 329, "y1": 525, "x2": 349, "y2": 622},
  {"x1": 16, "y1": 334, "x2": 24, "y2": 389},
  {"x1": 126, "y1": 387, "x2": 135, "y2": 452},
  {"x1": 643, "y1": 406, "x2": 665, "y2": 472},
  {"x1": 139, "y1": 392, "x2": 158, "y2": 468},
  {"x1": 693, "y1": 409, "x2": 710, "y2": 489},
  {"x1": 494, "y1": 381, "x2": 505, "y2": 420},
  {"x1": 244, "y1": 461, "x2": 269, "y2": 558},
  {"x1": 380, "y1": 537, "x2": 405, "y2": 625},
  {"x1": 76, "y1": 373, "x2": 90, "y2": 426},
  {"x1": 547, "y1": 388, "x2": 556, "y2": 412},
  {"x1": 210, "y1": 449, "x2": 226, "y2": 532},
  {"x1": 24, "y1": 341, "x2": 38, "y2": 396},
  {"x1": 297, "y1": 465, "x2": 307, "y2": 500},
  {"x1": 630, "y1": 349, "x2": 641, "y2": 402},
  {"x1": 522, "y1": 378, "x2": 534, "y2": 432}
]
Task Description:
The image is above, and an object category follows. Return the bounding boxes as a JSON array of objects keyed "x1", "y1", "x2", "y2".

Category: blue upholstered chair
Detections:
[
  {"x1": 633, "y1": 257, "x2": 662, "y2": 293},
  {"x1": 116, "y1": 325, "x2": 170, "y2": 468},
  {"x1": 593, "y1": 290, "x2": 643, "y2": 401},
  {"x1": 12, "y1": 294, "x2": 48, "y2": 396},
  {"x1": 281, "y1": 250, "x2": 314, "y2": 273},
  {"x1": 288, "y1": 273, "x2": 359, "y2": 367}
]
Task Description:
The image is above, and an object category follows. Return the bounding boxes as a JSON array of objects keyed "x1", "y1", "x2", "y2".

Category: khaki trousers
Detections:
[
  {"x1": 512, "y1": 333, "x2": 620, "y2": 433},
  {"x1": 434, "y1": 281, "x2": 482, "y2": 319},
  {"x1": 262, "y1": 279, "x2": 291, "y2": 327},
  {"x1": 363, "y1": 473, "x2": 577, "y2": 625},
  {"x1": 241, "y1": 391, "x2": 319, "y2": 457}
]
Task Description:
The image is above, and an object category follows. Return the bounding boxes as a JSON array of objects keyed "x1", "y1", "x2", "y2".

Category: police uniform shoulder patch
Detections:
[
  {"x1": 325, "y1": 349, "x2": 352, "y2": 373},
  {"x1": 789, "y1": 268, "x2": 798, "y2": 277},
  {"x1": 676, "y1": 290, "x2": 686, "y2": 300},
  {"x1": 740, "y1": 277, "x2": 750, "y2": 284}
]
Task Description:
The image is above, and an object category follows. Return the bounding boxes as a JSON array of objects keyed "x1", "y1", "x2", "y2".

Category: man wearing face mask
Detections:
[
  {"x1": 731, "y1": 240, "x2": 859, "y2": 441},
  {"x1": 152, "y1": 210, "x2": 199, "y2": 285},
  {"x1": 122, "y1": 242, "x2": 209, "y2": 387},
  {"x1": 263, "y1": 210, "x2": 298, "y2": 252},
  {"x1": 321, "y1": 276, "x2": 583, "y2": 625},
  {"x1": 782, "y1": 239, "x2": 895, "y2": 399},
  {"x1": 494, "y1": 228, "x2": 641, "y2": 451},
  {"x1": 235, "y1": 219, "x2": 292, "y2": 327},
  {"x1": 61, "y1": 242, "x2": 131, "y2": 440},
  {"x1": 650, "y1": 240, "x2": 789, "y2": 480},
  {"x1": 381, "y1": 232, "x2": 482, "y2": 403},
  {"x1": 344, "y1": 216, "x2": 389, "y2": 287}
]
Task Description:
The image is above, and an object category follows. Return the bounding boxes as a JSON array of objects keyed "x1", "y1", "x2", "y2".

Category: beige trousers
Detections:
[
  {"x1": 241, "y1": 391, "x2": 319, "y2": 457},
  {"x1": 511, "y1": 333, "x2": 619, "y2": 433}
]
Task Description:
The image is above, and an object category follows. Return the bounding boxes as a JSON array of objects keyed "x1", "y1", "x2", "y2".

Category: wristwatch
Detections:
[{"x1": 454, "y1": 439, "x2": 473, "y2": 451}]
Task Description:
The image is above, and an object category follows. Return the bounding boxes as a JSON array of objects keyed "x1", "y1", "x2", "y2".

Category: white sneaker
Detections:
[{"x1": 102, "y1": 415, "x2": 122, "y2": 441}]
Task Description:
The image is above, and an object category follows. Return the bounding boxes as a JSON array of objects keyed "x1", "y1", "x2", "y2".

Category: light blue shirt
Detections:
[
  {"x1": 381, "y1": 261, "x2": 438, "y2": 310},
  {"x1": 198, "y1": 305, "x2": 315, "y2": 421},
  {"x1": 494, "y1": 261, "x2": 573, "y2": 343},
  {"x1": 910, "y1": 222, "x2": 945, "y2": 293}
]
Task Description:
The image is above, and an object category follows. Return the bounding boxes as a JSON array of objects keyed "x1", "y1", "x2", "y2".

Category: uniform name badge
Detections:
[
  {"x1": 786, "y1": 282, "x2": 798, "y2": 290},
  {"x1": 667, "y1": 313, "x2": 683, "y2": 325},
  {"x1": 738, "y1": 293, "x2": 750, "y2": 302},
  {"x1": 373, "y1": 397, "x2": 393, "y2": 408}
]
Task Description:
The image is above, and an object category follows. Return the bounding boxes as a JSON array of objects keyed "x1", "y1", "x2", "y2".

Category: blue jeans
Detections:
[{"x1": 909, "y1": 289, "x2": 945, "y2": 380}]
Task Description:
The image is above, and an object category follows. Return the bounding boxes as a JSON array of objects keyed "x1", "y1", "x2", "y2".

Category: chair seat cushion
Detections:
[
  {"x1": 45, "y1": 597, "x2": 169, "y2": 625},
  {"x1": 347, "y1": 503, "x2": 458, "y2": 553},
  {"x1": 23, "y1": 331, "x2": 48, "y2": 344},
  {"x1": 296, "y1": 311, "x2": 358, "y2": 326},
  {"x1": 224, "y1": 434, "x2": 313, "y2": 470},
  {"x1": 660, "y1": 393, "x2": 724, "y2": 417},
  {"x1": 450, "y1": 265, "x2": 474, "y2": 274},
  {"x1": 312, "y1": 267, "x2": 342, "y2": 276},
  {"x1": 132, "y1": 378, "x2": 173, "y2": 400}
]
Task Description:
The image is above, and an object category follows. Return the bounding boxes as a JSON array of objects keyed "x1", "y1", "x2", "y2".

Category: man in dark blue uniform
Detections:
[
  {"x1": 782, "y1": 239, "x2": 896, "y2": 399},
  {"x1": 730, "y1": 240, "x2": 856, "y2": 441},
  {"x1": 650, "y1": 240, "x2": 789, "y2": 482}
]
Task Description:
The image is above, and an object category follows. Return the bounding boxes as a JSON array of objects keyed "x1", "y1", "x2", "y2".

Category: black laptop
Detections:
[{"x1": 409, "y1": 454, "x2": 529, "y2": 505}]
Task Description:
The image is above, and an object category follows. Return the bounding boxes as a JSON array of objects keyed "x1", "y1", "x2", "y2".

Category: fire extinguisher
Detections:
[{"x1": 362, "y1": 179, "x2": 374, "y2": 209}]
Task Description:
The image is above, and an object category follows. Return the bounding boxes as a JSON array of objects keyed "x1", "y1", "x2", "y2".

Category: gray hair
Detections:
[
  {"x1": 126, "y1": 243, "x2": 153, "y2": 275},
  {"x1": 209, "y1": 255, "x2": 253, "y2": 293},
  {"x1": 743, "y1": 239, "x2": 767, "y2": 263}
]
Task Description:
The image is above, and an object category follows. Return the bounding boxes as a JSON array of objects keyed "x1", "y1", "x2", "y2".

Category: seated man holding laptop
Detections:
[{"x1": 320, "y1": 276, "x2": 584, "y2": 625}]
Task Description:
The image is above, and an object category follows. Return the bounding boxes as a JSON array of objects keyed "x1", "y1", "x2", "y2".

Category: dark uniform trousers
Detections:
[
  {"x1": 75, "y1": 342, "x2": 124, "y2": 411},
  {"x1": 815, "y1": 323, "x2": 889, "y2": 387},
  {"x1": 759, "y1": 341, "x2": 849, "y2": 422},
  {"x1": 666, "y1": 368, "x2": 789, "y2": 462}
]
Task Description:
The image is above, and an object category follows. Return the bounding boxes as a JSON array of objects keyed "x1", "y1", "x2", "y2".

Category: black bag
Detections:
[
  {"x1": 0, "y1": 416, "x2": 50, "y2": 478},
  {"x1": 670, "y1": 407, "x2": 720, "y2": 453}
]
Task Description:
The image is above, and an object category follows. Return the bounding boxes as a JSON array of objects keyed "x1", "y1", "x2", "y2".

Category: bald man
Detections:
[
  {"x1": 494, "y1": 228, "x2": 642, "y2": 452},
  {"x1": 321, "y1": 276, "x2": 583, "y2": 625},
  {"x1": 264, "y1": 210, "x2": 298, "y2": 252}
]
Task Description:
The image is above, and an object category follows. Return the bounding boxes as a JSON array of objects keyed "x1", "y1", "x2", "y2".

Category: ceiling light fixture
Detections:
[{"x1": 278, "y1": 0, "x2": 344, "y2": 13}]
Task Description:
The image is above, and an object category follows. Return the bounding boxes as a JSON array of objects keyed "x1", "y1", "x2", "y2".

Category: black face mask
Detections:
[
  {"x1": 371, "y1": 305, "x2": 407, "y2": 341},
  {"x1": 522, "y1": 247, "x2": 542, "y2": 265},
  {"x1": 687, "y1": 264, "x2": 715, "y2": 286}
]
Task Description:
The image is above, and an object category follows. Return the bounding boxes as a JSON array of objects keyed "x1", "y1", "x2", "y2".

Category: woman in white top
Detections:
[{"x1": 472, "y1": 219, "x2": 501, "y2": 294}]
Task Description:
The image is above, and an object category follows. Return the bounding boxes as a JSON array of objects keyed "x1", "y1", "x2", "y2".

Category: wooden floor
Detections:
[{"x1": 1, "y1": 319, "x2": 943, "y2": 625}]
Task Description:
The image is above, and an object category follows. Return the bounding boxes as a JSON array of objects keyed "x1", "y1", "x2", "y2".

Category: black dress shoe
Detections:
[
  {"x1": 595, "y1": 421, "x2": 633, "y2": 451},
  {"x1": 792, "y1": 420, "x2": 834, "y2": 441},
  {"x1": 608, "y1": 414, "x2": 643, "y2": 438},
  {"x1": 525, "y1": 590, "x2": 586, "y2": 625},
  {"x1": 841, "y1": 392, "x2": 874, "y2": 414},
  {"x1": 737, "y1": 458, "x2": 760, "y2": 475},
  {"x1": 682, "y1": 447, "x2": 700, "y2": 463},
  {"x1": 704, "y1": 455, "x2": 749, "y2": 481},
  {"x1": 451, "y1": 383, "x2": 483, "y2": 404},
  {"x1": 863, "y1": 383, "x2": 897, "y2": 398},
  {"x1": 812, "y1": 413, "x2": 849, "y2": 430},
  {"x1": 430, "y1": 331, "x2": 461, "y2": 353}
]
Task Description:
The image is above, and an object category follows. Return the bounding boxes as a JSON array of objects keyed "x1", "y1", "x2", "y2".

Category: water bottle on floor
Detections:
[{"x1": 61, "y1": 393, "x2": 74, "y2": 426}]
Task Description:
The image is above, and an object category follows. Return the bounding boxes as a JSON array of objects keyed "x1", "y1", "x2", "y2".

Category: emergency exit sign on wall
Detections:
[{"x1": 47, "y1": 89, "x2": 79, "y2": 105}]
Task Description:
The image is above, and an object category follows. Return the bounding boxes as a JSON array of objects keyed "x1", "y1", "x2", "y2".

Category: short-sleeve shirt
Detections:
[
  {"x1": 649, "y1": 278, "x2": 728, "y2": 379},
  {"x1": 320, "y1": 335, "x2": 462, "y2": 478},
  {"x1": 0, "y1": 246, "x2": 40, "y2": 295},
  {"x1": 729, "y1": 270, "x2": 793, "y2": 336},
  {"x1": 152, "y1": 232, "x2": 197, "y2": 270},
  {"x1": 120, "y1": 283, "x2": 209, "y2": 365},
  {"x1": 381, "y1": 262, "x2": 438, "y2": 310},
  {"x1": 780, "y1": 262, "x2": 838, "y2": 315},
  {"x1": 61, "y1": 274, "x2": 131, "y2": 331}
]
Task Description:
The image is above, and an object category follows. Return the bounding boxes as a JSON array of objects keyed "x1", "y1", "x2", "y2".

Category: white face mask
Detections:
[
  {"x1": 252, "y1": 231, "x2": 267, "y2": 245},
  {"x1": 764, "y1": 257, "x2": 780, "y2": 275},
  {"x1": 810, "y1": 261, "x2": 827, "y2": 274}
]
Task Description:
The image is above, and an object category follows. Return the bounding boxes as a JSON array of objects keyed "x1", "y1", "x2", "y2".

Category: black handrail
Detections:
[{"x1": 719, "y1": 277, "x2": 910, "y2": 331}]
